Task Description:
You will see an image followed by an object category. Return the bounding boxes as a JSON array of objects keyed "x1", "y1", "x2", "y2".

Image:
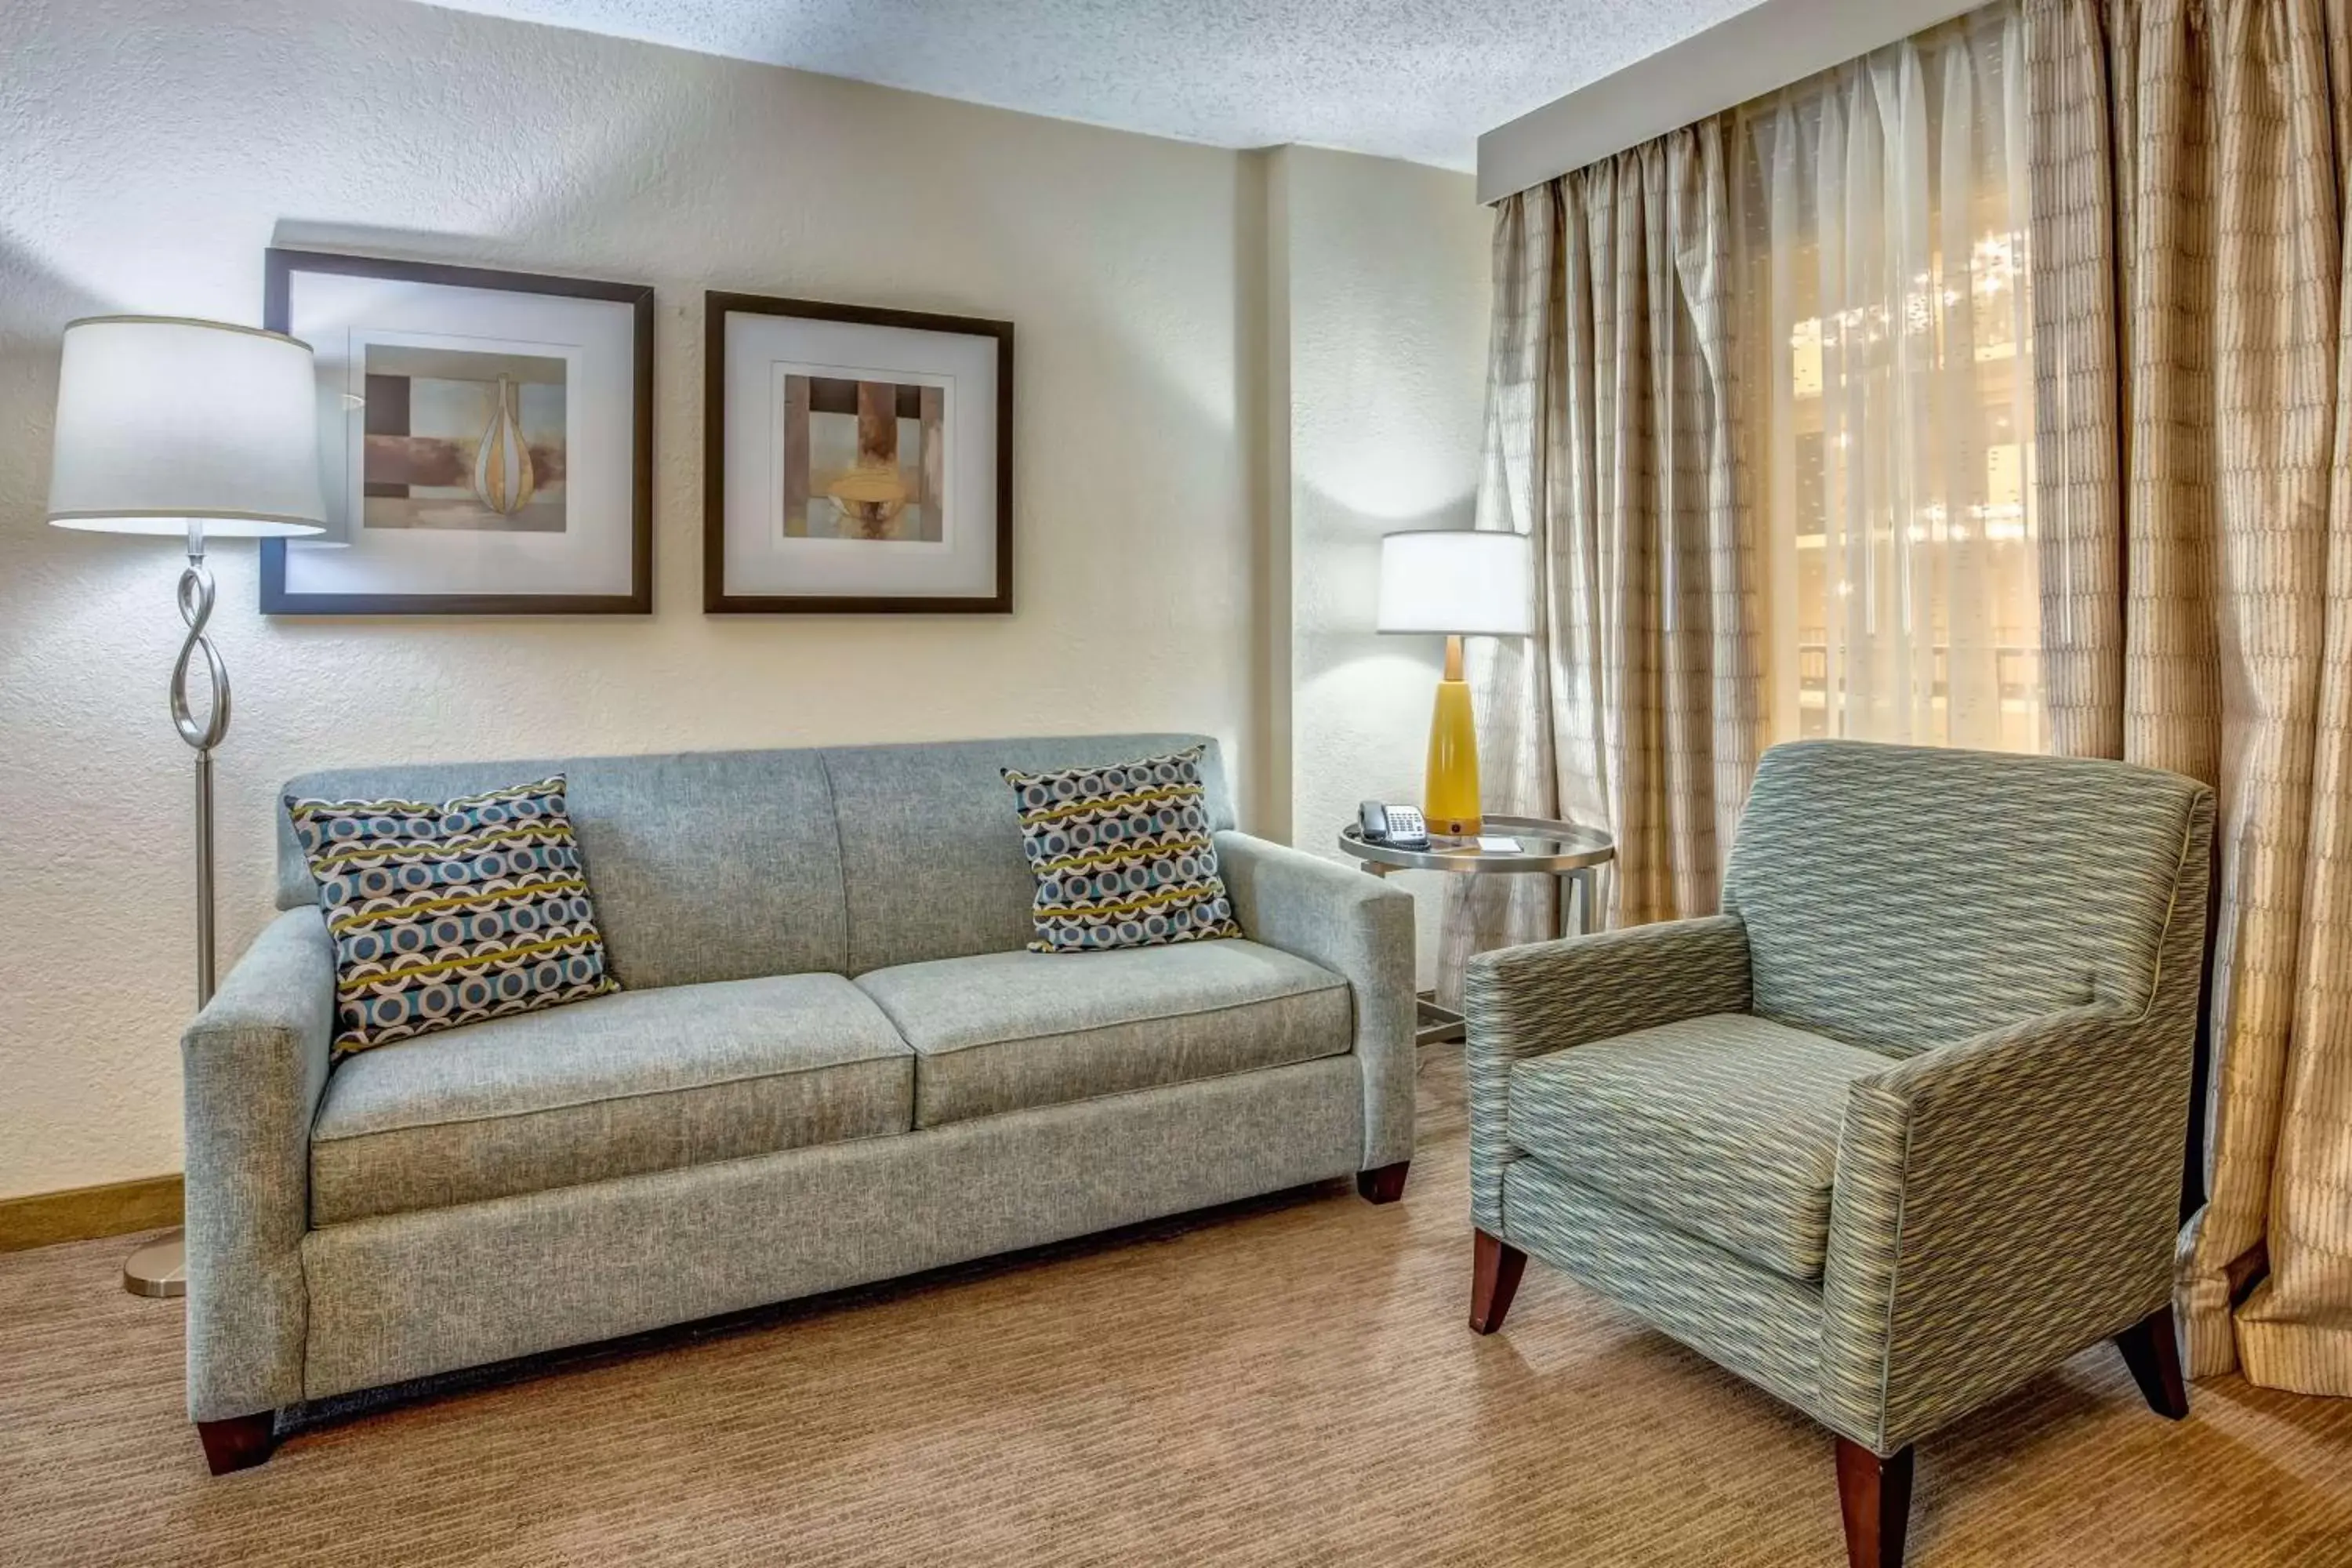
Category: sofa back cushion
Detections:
[
  {"x1": 822, "y1": 734, "x2": 1234, "y2": 973},
  {"x1": 1721, "y1": 739, "x2": 2206, "y2": 1057},
  {"x1": 280, "y1": 750, "x2": 847, "y2": 991},
  {"x1": 278, "y1": 734, "x2": 1232, "y2": 989}
]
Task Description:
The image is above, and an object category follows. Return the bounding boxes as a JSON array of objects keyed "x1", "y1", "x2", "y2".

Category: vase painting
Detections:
[
  {"x1": 360, "y1": 345, "x2": 567, "y2": 533},
  {"x1": 470, "y1": 376, "x2": 537, "y2": 517}
]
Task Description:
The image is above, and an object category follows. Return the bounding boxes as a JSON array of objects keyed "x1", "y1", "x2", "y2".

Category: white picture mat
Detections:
[
  {"x1": 281, "y1": 271, "x2": 637, "y2": 597},
  {"x1": 723, "y1": 311, "x2": 999, "y2": 598}
]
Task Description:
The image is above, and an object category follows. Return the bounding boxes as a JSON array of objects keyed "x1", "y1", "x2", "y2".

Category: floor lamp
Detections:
[{"x1": 45, "y1": 317, "x2": 327, "y2": 1297}]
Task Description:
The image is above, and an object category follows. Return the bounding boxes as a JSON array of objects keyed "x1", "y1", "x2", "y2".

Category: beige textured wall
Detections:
[
  {"x1": 0, "y1": 0, "x2": 1492, "y2": 1197},
  {"x1": 1269, "y1": 148, "x2": 1494, "y2": 986},
  {"x1": 0, "y1": 0, "x2": 1270, "y2": 1197}
]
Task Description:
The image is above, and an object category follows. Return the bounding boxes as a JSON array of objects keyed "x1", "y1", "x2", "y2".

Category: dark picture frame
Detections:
[
  {"x1": 705, "y1": 291, "x2": 1014, "y2": 614},
  {"x1": 260, "y1": 249, "x2": 655, "y2": 615}
]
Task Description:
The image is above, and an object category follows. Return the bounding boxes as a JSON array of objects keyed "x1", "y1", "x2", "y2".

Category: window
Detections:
[{"x1": 1735, "y1": 2, "x2": 2040, "y2": 752}]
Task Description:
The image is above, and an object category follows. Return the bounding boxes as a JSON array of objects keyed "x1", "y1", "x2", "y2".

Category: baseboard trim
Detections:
[{"x1": 0, "y1": 1174, "x2": 183, "y2": 1252}]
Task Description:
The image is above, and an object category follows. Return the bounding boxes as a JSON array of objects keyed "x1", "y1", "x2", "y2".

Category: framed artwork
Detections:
[
  {"x1": 260, "y1": 249, "x2": 653, "y2": 615},
  {"x1": 706, "y1": 292, "x2": 1013, "y2": 613}
]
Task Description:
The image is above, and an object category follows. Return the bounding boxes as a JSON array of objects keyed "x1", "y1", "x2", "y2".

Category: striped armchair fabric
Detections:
[{"x1": 1462, "y1": 741, "x2": 2215, "y2": 1568}]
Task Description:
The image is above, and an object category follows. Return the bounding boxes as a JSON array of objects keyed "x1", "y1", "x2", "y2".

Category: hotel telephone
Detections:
[{"x1": 1357, "y1": 800, "x2": 1431, "y2": 851}]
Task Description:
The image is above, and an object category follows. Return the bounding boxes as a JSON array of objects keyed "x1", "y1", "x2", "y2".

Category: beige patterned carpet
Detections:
[{"x1": 2, "y1": 1051, "x2": 2347, "y2": 1566}]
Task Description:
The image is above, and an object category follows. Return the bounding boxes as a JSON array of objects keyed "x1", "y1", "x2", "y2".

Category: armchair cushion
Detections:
[
  {"x1": 1464, "y1": 913, "x2": 1754, "y2": 1233},
  {"x1": 1508, "y1": 1013, "x2": 1889, "y2": 1280}
]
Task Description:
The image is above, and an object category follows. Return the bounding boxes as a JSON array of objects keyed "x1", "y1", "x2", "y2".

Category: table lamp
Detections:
[
  {"x1": 46, "y1": 316, "x2": 328, "y2": 1297},
  {"x1": 1376, "y1": 529, "x2": 1534, "y2": 837}
]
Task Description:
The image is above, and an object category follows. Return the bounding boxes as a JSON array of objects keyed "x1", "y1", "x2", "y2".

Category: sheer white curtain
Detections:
[{"x1": 1737, "y1": 2, "x2": 2041, "y2": 750}]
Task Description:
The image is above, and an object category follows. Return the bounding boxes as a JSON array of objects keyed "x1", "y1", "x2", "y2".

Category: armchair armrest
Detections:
[
  {"x1": 1821, "y1": 1002, "x2": 2193, "y2": 1453},
  {"x1": 182, "y1": 908, "x2": 336, "y2": 1421},
  {"x1": 1461, "y1": 914, "x2": 1753, "y2": 1230},
  {"x1": 1214, "y1": 832, "x2": 1417, "y2": 1168}
]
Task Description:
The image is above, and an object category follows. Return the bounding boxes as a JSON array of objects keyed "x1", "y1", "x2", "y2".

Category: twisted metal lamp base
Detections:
[{"x1": 125, "y1": 525, "x2": 230, "y2": 1300}]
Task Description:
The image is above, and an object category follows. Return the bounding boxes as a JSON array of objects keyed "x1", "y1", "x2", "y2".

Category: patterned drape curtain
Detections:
[
  {"x1": 1437, "y1": 123, "x2": 1765, "y2": 993},
  {"x1": 2026, "y1": 0, "x2": 2352, "y2": 1395}
]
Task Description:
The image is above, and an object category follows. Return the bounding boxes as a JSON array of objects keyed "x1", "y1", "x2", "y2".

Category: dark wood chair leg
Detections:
[
  {"x1": 1835, "y1": 1439, "x2": 1913, "y2": 1568},
  {"x1": 1356, "y1": 1160, "x2": 1410, "y2": 1204},
  {"x1": 2116, "y1": 1305, "x2": 2190, "y2": 1419},
  {"x1": 1469, "y1": 1229, "x2": 1526, "y2": 1334},
  {"x1": 197, "y1": 1412, "x2": 278, "y2": 1475}
]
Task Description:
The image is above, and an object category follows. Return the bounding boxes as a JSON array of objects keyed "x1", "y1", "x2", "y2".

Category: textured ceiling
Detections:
[{"x1": 411, "y1": 0, "x2": 1762, "y2": 170}]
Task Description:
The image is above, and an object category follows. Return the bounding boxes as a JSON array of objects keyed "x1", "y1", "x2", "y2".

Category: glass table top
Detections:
[{"x1": 1337, "y1": 814, "x2": 1615, "y2": 873}]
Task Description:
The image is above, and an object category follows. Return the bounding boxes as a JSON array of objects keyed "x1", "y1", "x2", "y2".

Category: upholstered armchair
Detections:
[{"x1": 1461, "y1": 741, "x2": 2214, "y2": 1568}]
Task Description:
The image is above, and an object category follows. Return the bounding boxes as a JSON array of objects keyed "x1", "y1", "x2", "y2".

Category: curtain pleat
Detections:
[
  {"x1": 2027, "y1": 0, "x2": 2131, "y2": 757},
  {"x1": 2028, "y1": 0, "x2": 2352, "y2": 1396},
  {"x1": 1439, "y1": 125, "x2": 1762, "y2": 996}
]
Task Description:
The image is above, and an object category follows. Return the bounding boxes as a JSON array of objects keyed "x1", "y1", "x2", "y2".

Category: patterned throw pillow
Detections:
[
  {"x1": 1002, "y1": 746, "x2": 1243, "y2": 953},
  {"x1": 286, "y1": 776, "x2": 619, "y2": 1054}
]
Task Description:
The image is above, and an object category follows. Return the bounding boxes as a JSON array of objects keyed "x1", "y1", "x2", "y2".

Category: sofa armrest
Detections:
[
  {"x1": 1214, "y1": 832, "x2": 1417, "y2": 1169},
  {"x1": 1820, "y1": 1002, "x2": 2191, "y2": 1453},
  {"x1": 183, "y1": 908, "x2": 336, "y2": 1421},
  {"x1": 1461, "y1": 914, "x2": 1752, "y2": 1231}
]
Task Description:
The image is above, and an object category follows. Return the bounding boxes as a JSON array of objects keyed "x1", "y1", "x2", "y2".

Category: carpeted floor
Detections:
[{"x1": 2, "y1": 1051, "x2": 2347, "y2": 1566}]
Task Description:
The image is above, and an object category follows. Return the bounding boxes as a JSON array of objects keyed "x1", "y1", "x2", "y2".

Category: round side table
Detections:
[{"x1": 1338, "y1": 814, "x2": 1617, "y2": 1046}]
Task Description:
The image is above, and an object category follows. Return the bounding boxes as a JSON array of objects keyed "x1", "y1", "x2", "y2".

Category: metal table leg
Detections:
[
  {"x1": 1561, "y1": 866, "x2": 1600, "y2": 938},
  {"x1": 1339, "y1": 818, "x2": 1615, "y2": 1050}
]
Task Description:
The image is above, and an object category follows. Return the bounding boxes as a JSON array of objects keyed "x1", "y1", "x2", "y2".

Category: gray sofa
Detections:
[{"x1": 184, "y1": 734, "x2": 1415, "y2": 1472}]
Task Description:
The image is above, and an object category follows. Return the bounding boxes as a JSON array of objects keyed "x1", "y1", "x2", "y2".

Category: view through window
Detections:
[{"x1": 1734, "y1": 1, "x2": 2039, "y2": 752}]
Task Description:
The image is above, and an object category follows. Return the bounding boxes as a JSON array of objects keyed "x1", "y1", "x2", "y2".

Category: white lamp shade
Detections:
[
  {"x1": 46, "y1": 317, "x2": 327, "y2": 538},
  {"x1": 1376, "y1": 529, "x2": 1534, "y2": 637}
]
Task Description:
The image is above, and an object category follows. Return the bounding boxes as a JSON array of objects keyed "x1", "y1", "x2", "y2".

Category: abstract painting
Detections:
[
  {"x1": 260, "y1": 249, "x2": 652, "y2": 615},
  {"x1": 361, "y1": 344, "x2": 568, "y2": 532},
  {"x1": 781, "y1": 375, "x2": 945, "y2": 543},
  {"x1": 709, "y1": 292, "x2": 1012, "y2": 613}
]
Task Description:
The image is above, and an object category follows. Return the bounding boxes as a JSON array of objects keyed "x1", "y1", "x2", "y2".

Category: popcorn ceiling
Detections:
[{"x1": 416, "y1": 0, "x2": 1760, "y2": 170}]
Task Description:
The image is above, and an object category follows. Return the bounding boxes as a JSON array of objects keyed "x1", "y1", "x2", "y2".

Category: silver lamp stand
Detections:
[
  {"x1": 122, "y1": 522, "x2": 230, "y2": 1299},
  {"x1": 43, "y1": 315, "x2": 328, "y2": 1301}
]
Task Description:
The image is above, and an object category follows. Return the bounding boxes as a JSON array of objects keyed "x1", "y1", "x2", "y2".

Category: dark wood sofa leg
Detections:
[
  {"x1": 197, "y1": 1413, "x2": 277, "y2": 1475},
  {"x1": 1356, "y1": 1161, "x2": 1410, "y2": 1204},
  {"x1": 2116, "y1": 1305, "x2": 2190, "y2": 1420},
  {"x1": 1835, "y1": 1439, "x2": 1913, "y2": 1568},
  {"x1": 1469, "y1": 1229, "x2": 1526, "y2": 1334}
]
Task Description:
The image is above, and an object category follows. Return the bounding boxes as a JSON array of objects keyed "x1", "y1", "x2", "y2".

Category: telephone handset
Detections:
[{"x1": 1359, "y1": 800, "x2": 1431, "y2": 851}]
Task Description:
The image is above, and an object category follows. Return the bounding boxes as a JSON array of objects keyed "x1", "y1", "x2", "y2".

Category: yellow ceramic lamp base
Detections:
[{"x1": 1425, "y1": 633, "x2": 1482, "y2": 837}]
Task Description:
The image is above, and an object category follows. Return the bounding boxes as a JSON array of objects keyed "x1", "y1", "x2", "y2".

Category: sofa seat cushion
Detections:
[
  {"x1": 854, "y1": 940, "x2": 1352, "y2": 1127},
  {"x1": 1507, "y1": 1013, "x2": 1889, "y2": 1281},
  {"x1": 310, "y1": 973, "x2": 914, "y2": 1225}
]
